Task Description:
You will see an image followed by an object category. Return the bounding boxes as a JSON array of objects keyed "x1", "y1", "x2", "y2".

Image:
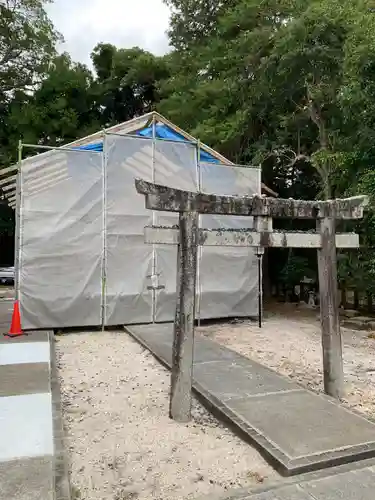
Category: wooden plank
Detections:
[
  {"x1": 3, "y1": 189, "x2": 16, "y2": 199},
  {"x1": 2, "y1": 182, "x2": 16, "y2": 192},
  {"x1": 144, "y1": 227, "x2": 360, "y2": 249},
  {"x1": 317, "y1": 218, "x2": 344, "y2": 399},
  {"x1": 0, "y1": 165, "x2": 18, "y2": 177},
  {"x1": 169, "y1": 211, "x2": 199, "y2": 422},
  {"x1": 135, "y1": 179, "x2": 368, "y2": 220},
  {"x1": 0, "y1": 175, "x2": 16, "y2": 187}
]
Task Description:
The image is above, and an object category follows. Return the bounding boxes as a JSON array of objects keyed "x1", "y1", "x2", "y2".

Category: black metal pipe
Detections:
[{"x1": 257, "y1": 254, "x2": 262, "y2": 328}]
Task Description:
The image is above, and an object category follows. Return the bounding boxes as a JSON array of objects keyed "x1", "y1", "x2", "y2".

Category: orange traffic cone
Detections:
[{"x1": 4, "y1": 300, "x2": 26, "y2": 338}]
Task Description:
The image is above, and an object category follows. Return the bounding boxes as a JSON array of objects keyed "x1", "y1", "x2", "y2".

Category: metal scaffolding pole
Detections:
[
  {"x1": 14, "y1": 140, "x2": 23, "y2": 302},
  {"x1": 196, "y1": 139, "x2": 202, "y2": 327},
  {"x1": 101, "y1": 132, "x2": 107, "y2": 330},
  {"x1": 151, "y1": 113, "x2": 157, "y2": 323}
]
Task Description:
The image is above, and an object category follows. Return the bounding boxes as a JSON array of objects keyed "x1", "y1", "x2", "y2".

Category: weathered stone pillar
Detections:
[
  {"x1": 169, "y1": 211, "x2": 199, "y2": 422},
  {"x1": 317, "y1": 217, "x2": 344, "y2": 399}
]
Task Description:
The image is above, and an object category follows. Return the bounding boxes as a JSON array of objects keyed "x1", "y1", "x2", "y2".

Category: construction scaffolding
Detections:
[{"x1": 2, "y1": 112, "x2": 261, "y2": 330}]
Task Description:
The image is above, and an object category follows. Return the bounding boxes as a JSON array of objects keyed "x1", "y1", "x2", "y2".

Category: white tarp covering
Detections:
[
  {"x1": 18, "y1": 135, "x2": 261, "y2": 329},
  {"x1": 198, "y1": 163, "x2": 261, "y2": 320},
  {"x1": 105, "y1": 136, "x2": 154, "y2": 325},
  {"x1": 19, "y1": 150, "x2": 103, "y2": 329},
  {"x1": 153, "y1": 140, "x2": 198, "y2": 322}
]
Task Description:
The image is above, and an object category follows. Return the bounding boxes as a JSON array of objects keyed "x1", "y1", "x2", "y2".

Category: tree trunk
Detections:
[
  {"x1": 367, "y1": 292, "x2": 373, "y2": 314},
  {"x1": 341, "y1": 287, "x2": 347, "y2": 309},
  {"x1": 354, "y1": 290, "x2": 359, "y2": 310},
  {"x1": 262, "y1": 249, "x2": 271, "y2": 300}
]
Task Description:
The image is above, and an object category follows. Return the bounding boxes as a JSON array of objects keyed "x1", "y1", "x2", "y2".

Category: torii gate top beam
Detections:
[{"x1": 135, "y1": 178, "x2": 368, "y2": 220}]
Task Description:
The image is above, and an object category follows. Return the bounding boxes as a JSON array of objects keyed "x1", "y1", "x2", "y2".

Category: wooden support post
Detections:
[
  {"x1": 253, "y1": 216, "x2": 271, "y2": 329},
  {"x1": 256, "y1": 248, "x2": 264, "y2": 328},
  {"x1": 170, "y1": 210, "x2": 199, "y2": 422},
  {"x1": 317, "y1": 217, "x2": 344, "y2": 399}
]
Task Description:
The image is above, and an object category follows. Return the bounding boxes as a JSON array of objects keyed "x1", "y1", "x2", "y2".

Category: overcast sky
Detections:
[{"x1": 46, "y1": 0, "x2": 171, "y2": 66}]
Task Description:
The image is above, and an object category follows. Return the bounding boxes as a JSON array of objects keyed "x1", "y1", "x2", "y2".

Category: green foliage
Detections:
[
  {"x1": 7, "y1": 54, "x2": 99, "y2": 147},
  {"x1": 0, "y1": 0, "x2": 60, "y2": 167},
  {"x1": 165, "y1": 0, "x2": 241, "y2": 51},
  {"x1": 161, "y1": 0, "x2": 375, "y2": 190},
  {"x1": 161, "y1": 0, "x2": 375, "y2": 293},
  {"x1": 91, "y1": 43, "x2": 170, "y2": 127},
  {"x1": 280, "y1": 254, "x2": 315, "y2": 288},
  {"x1": 0, "y1": 0, "x2": 59, "y2": 97},
  {"x1": 0, "y1": 202, "x2": 14, "y2": 234}
]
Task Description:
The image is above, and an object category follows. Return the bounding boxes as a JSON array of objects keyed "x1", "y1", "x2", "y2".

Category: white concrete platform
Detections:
[
  {"x1": 0, "y1": 393, "x2": 53, "y2": 461},
  {"x1": 0, "y1": 342, "x2": 50, "y2": 366}
]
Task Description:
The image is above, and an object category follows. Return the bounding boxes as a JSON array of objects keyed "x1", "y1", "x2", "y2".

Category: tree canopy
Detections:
[{"x1": 0, "y1": 0, "x2": 58, "y2": 97}]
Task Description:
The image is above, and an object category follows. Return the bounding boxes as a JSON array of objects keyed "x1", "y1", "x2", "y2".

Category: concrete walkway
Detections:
[
  {"x1": 0, "y1": 307, "x2": 70, "y2": 500},
  {"x1": 201, "y1": 458, "x2": 375, "y2": 499},
  {"x1": 126, "y1": 323, "x2": 375, "y2": 477}
]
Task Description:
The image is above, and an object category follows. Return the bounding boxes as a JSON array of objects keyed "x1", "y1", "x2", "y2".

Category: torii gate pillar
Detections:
[
  {"x1": 170, "y1": 211, "x2": 199, "y2": 422},
  {"x1": 317, "y1": 217, "x2": 342, "y2": 398}
]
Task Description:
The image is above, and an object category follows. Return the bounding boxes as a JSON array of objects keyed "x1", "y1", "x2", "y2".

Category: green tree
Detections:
[
  {"x1": 160, "y1": 0, "x2": 375, "y2": 199},
  {"x1": 0, "y1": 0, "x2": 59, "y2": 97},
  {"x1": 161, "y1": 0, "x2": 375, "y2": 296},
  {"x1": 0, "y1": 0, "x2": 60, "y2": 166},
  {"x1": 92, "y1": 43, "x2": 170, "y2": 127},
  {"x1": 0, "y1": 0, "x2": 60, "y2": 240},
  {"x1": 7, "y1": 53, "x2": 99, "y2": 148},
  {"x1": 165, "y1": 0, "x2": 241, "y2": 51}
]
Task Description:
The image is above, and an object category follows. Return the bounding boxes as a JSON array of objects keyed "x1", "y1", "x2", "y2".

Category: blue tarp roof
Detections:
[
  {"x1": 75, "y1": 123, "x2": 220, "y2": 163},
  {"x1": 137, "y1": 124, "x2": 219, "y2": 163},
  {"x1": 74, "y1": 142, "x2": 103, "y2": 152}
]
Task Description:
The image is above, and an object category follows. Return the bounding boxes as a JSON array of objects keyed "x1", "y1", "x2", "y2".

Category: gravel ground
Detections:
[
  {"x1": 197, "y1": 308, "x2": 375, "y2": 419},
  {"x1": 0, "y1": 286, "x2": 14, "y2": 300},
  {"x1": 56, "y1": 331, "x2": 277, "y2": 500}
]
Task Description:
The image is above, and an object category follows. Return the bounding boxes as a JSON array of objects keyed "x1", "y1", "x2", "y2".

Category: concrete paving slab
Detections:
[
  {"x1": 193, "y1": 360, "x2": 300, "y2": 401},
  {"x1": 209, "y1": 461, "x2": 375, "y2": 500},
  {"x1": 227, "y1": 391, "x2": 375, "y2": 458},
  {"x1": 0, "y1": 330, "x2": 49, "y2": 344},
  {"x1": 0, "y1": 342, "x2": 50, "y2": 365},
  {"x1": 141, "y1": 334, "x2": 244, "y2": 367},
  {"x1": 243, "y1": 485, "x2": 311, "y2": 499},
  {"x1": 0, "y1": 456, "x2": 53, "y2": 500},
  {"x1": 193, "y1": 336, "x2": 243, "y2": 364},
  {"x1": 127, "y1": 323, "x2": 375, "y2": 476},
  {"x1": 0, "y1": 363, "x2": 50, "y2": 397},
  {"x1": 300, "y1": 466, "x2": 375, "y2": 499},
  {"x1": 0, "y1": 393, "x2": 53, "y2": 461}
]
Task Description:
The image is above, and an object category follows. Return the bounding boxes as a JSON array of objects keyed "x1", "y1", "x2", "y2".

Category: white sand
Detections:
[
  {"x1": 56, "y1": 331, "x2": 277, "y2": 500},
  {"x1": 197, "y1": 309, "x2": 375, "y2": 419}
]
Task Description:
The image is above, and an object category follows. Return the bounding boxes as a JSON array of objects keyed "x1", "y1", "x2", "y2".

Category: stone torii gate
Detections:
[{"x1": 135, "y1": 178, "x2": 368, "y2": 422}]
